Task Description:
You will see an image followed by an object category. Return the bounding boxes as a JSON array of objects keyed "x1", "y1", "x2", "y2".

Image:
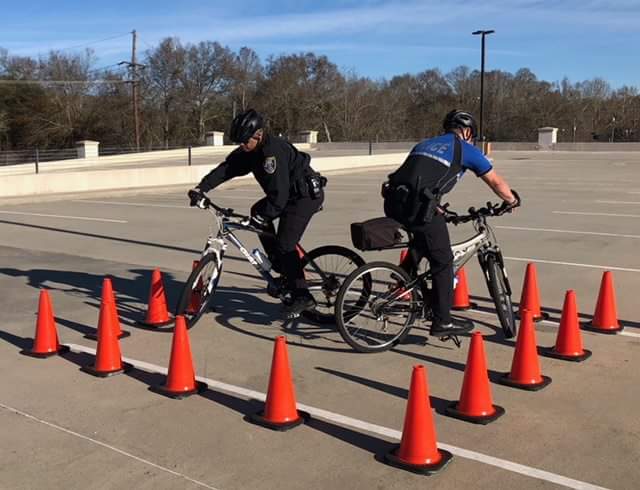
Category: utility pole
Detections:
[
  {"x1": 119, "y1": 30, "x2": 145, "y2": 151},
  {"x1": 472, "y1": 29, "x2": 495, "y2": 145},
  {"x1": 131, "y1": 30, "x2": 140, "y2": 152}
]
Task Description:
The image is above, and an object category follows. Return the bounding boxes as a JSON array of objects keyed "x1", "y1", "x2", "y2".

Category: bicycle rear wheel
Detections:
[
  {"x1": 175, "y1": 253, "x2": 222, "y2": 329},
  {"x1": 301, "y1": 245, "x2": 365, "y2": 324},
  {"x1": 483, "y1": 253, "x2": 517, "y2": 338},
  {"x1": 335, "y1": 261, "x2": 419, "y2": 353}
]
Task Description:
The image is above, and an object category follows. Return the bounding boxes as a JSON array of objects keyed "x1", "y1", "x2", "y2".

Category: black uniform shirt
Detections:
[{"x1": 197, "y1": 134, "x2": 311, "y2": 219}]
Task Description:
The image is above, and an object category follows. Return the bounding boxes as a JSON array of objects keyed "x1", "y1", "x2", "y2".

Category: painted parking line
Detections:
[
  {"x1": 553, "y1": 211, "x2": 640, "y2": 218},
  {"x1": 75, "y1": 199, "x2": 188, "y2": 209},
  {"x1": 504, "y1": 256, "x2": 640, "y2": 273},
  {"x1": 471, "y1": 309, "x2": 639, "y2": 339},
  {"x1": 496, "y1": 225, "x2": 640, "y2": 240},
  {"x1": 0, "y1": 210, "x2": 127, "y2": 223},
  {"x1": 61, "y1": 342, "x2": 609, "y2": 490},
  {"x1": 0, "y1": 403, "x2": 219, "y2": 490},
  {"x1": 596, "y1": 200, "x2": 640, "y2": 205}
]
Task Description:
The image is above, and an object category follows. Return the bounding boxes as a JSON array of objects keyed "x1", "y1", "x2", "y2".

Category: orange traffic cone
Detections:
[
  {"x1": 582, "y1": 271, "x2": 622, "y2": 334},
  {"x1": 540, "y1": 290, "x2": 592, "y2": 362},
  {"x1": 151, "y1": 315, "x2": 206, "y2": 398},
  {"x1": 452, "y1": 267, "x2": 477, "y2": 311},
  {"x1": 445, "y1": 332, "x2": 504, "y2": 424},
  {"x1": 185, "y1": 261, "x2": 203, "y2": 315},
  {"x1": 21, "y1": 290, "x2": 69, "y2": 358},
  {"x1": 81, "y1": 299, "x2": 131, "y2": 377},
  {"x1": 139, "y1": 269, "x2": 172, "y2": 327},
  {"x1": 384, "y1": 365, "x2": 452, "y2": 474},
  {"x1": 518, "y1": 263, "x2": 549, "y2": 322},
  {"x1": 499, "y1": 310, "x2": 551, "y2": 391},
  {"x1": 248, "y1": 336, "x2": 308, "y2": 430},
  {"x1": 86, "y1": 278, "x2": 130, "y2": 340}
]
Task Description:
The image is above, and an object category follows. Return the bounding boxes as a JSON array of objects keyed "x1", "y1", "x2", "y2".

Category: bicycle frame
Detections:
[{"x1": 201, "y1": 210, "x2": 327, "y2": 294}]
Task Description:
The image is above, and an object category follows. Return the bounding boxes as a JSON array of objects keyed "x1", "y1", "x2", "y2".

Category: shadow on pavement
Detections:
[{"x1": 316, "y1": 366, "x2": 452, "y2": 414}]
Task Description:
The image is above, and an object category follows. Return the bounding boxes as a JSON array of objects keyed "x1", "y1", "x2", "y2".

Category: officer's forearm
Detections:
[{"x1": 481, "y1": 171, "x2": 515, "y2": 203}]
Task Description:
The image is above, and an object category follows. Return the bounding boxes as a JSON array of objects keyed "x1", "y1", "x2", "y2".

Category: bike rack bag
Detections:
[{"x1": 350, "y1": 217, "x2": 408, "y2": 251}]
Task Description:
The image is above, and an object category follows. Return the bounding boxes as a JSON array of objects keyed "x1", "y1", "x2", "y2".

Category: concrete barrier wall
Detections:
[{"x1": 0, "y1": 153, "x2": 405, "y2": 199}]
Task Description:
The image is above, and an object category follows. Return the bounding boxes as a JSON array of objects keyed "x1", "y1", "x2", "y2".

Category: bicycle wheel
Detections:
[
  {"x1": 484, "y1": 254, "x2": 517, "y2": 338},
  {"x1": 175, "y1": 253, "x2": 222, "y2": 329},
  {"x1": 301, "y1": 245, "x2": 366, "y2": 324},
  {"x1": 335, "y1": 261, "x2": 419, "y2": 353}
]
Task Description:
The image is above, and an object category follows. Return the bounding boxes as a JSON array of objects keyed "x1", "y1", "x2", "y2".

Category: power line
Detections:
[
  {"x1": 0, "y1": 79, "x2": 129, "y2": 85},
  {"x1": 52, "y1": 33, "x2": 131, "y2": 52}
]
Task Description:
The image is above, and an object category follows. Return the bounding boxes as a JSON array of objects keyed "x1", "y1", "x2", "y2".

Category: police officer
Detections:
[
  {"x1": 385, "y1": 109, "x2": 520, "y2": 338},
  {"x1": 188, "y1": 109, "x2": 325, "y2": 319}
]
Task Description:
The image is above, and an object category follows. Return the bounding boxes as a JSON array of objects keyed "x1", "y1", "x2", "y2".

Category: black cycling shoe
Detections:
[
  {"x1": 283, "y1": 292, "x2": 317, "y2": 319},
  {"x1": 430, "y1": 317, "x2": 474, "y2": 338}
]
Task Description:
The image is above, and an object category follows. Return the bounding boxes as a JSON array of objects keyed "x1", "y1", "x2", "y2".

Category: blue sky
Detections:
[{"x1": 2, "y1": 0, "x2": 639, "y2": 88}]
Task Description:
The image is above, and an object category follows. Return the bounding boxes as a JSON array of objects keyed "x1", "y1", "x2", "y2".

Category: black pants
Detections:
[
  {"x1": 251, "y1": 191, "x2": 324, "y2": 294},
  {"x1": 400, "y1": 213, "x2": 454, "y2": 325}
]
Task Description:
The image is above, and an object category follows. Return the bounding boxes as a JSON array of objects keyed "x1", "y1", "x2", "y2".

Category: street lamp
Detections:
[{"x1": 472, "y1": 29, "x2": 495, "y2": 144}]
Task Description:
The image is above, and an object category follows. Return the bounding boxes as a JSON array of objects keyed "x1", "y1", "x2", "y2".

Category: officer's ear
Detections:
[{"x1": 255, "y1": 129, "x2": 264, "y2": 143}]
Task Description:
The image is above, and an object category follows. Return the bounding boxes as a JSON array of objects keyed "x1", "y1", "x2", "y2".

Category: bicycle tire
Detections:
[
  {"x1": 484, "y1": 254, "x2": 517, "y2": 338},
  {"x1": 301, "y1": 245, "x2": 366, "y2": 324},
  {"x1": 335, "y1": 261, "x2": 418, "y2": 353},
  {"x1": 175, "y1": 253, "x2": 222, "y2": 329}
]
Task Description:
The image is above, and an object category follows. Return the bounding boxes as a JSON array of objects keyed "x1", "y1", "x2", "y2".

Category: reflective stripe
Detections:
[{"x1": 409, "y1": 151, "x2": 451, "y2": 167}]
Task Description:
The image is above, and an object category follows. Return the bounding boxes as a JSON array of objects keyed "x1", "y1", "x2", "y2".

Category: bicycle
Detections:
[
  {"x1": 175, "y1": 195, "x2": 366, "y2": 328},
  {"x1": 334, "y1": 201, "x2": 516, "y2": 353}
]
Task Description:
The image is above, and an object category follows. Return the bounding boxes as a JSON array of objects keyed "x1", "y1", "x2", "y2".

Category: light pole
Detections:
[{"x1": 472, "y1": 29, "x2": 495, "y2": 145}]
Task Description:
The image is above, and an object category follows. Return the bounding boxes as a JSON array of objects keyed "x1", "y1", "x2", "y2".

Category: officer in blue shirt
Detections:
[{"x1": 386, "y1": 109, "x2": 520, "y2": 338}]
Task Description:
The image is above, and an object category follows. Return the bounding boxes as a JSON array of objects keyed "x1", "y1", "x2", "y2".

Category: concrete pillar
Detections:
[
  {"x1": 75, "y1": 140, "x2": 100, "y2": 159},
  {"x1": 537, "y1": 127, "x2": 558, "y2": 151},
  {"x1": 299, "y1": 130, "x2": 318, "y2": 144},
  {"x1": 205, "y1": 131, "x2": 225, "y2": 146}
]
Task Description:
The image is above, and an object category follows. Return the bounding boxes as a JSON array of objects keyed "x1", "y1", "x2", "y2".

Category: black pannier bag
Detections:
[{"x1": 350, "y1": 217, "x2": 405, "y2": 251}]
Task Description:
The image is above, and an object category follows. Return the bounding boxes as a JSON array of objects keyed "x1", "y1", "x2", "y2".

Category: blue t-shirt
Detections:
[{"x1": 410, "y1": 133, "x2": 493, "y2": 186}]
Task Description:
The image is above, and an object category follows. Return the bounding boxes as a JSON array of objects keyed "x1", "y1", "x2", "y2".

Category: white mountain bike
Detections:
[
  {"x1": 176, "y1": 195, "x2": 365, "y2": 328},
  {"x1": 335, "y1": 201, "x2": 516, "y2": 353}
]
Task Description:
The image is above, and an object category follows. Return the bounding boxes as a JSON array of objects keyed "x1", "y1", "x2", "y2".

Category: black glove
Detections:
[
  {"x1": 249, "y1": 213, "x2": 271, "y2": 232},
  {"x1": 188, "y1": 188, "x2": 207, "y2": 209},
  {"x1": 498, "y1": 189, "x2": 521, "y2": 214}
]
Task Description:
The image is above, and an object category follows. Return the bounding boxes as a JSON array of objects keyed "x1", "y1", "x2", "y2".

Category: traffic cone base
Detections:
[
  {"x1": 538, "y1": 346, "x2": 592, "y2": 363},
  {"x1": 452, "y1": 303, "x2": 477, "y2": 311},
  {"x1": 384, "y1": 447, "x2": 453, "y2": 475},
  {"x1": 21, "y1": 344, "x2": 69, "y2": 358},
  {"x1": 516, "y1": 311, "x2": 549, "y2": 322},
  {"x1": 498, "y1": 373, "x2": 552, "y2": 391},
  {"x1": 137, "y1": 318, "x2": 173, "y2": 327},
  {"x1": 445, "y1": 401, "x2": 505, "y2": 425},
  {"x1": 81, "y1": 362, "x2": 133, "y2": 378},
  {"x1": 150, "y1": 380, "x2": 207, "y2": 399},
  {"x1": 85, "y1": 329, "x2": 131, "y2": 341},
  {"x1": 247, "y1": 409, "x2": 309, "y2": 431},
  {"x1": 581, "y1": 322, "x2": 622, "y2": 335}
]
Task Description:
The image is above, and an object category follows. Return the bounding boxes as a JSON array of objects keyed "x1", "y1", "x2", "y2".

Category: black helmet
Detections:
[
  {"x1": 443, "y1": 109, "x2": 478, "y2": 138},
  {"x1": 229, "y1": 109, "x2": 264, "y2": 144}
]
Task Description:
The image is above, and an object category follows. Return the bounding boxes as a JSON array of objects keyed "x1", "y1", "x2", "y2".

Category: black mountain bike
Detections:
[
  {"x1": 175, "y1": 196, "x2": 365, "y2": 328},
  {"x1": 335, "y1": 202, "x2": 516, "y2": 353}
]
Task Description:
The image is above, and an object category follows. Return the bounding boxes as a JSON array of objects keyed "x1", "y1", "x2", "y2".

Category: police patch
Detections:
[{"x1": 264, "y1": 156, "x2": 277, "y2": 174}]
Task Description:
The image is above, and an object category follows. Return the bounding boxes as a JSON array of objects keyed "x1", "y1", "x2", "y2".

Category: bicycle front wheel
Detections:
[
  {"x1": 175, "y1": 253, "x2": 222, "y2": 329},
  {"x1": 301, "y1": 245, "x2": 366, "y2": 324},
  {"x1": 484, "y1": 253, "x2": 517, "y2": 338},
  {"x1": 335, "y1": 261, "x2": 418, "y2": 353}
]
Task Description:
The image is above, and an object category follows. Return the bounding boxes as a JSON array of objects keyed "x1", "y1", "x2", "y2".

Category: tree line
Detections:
[{"x1": 1, "y1": 38, "x2": 639, "y2": 151}]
